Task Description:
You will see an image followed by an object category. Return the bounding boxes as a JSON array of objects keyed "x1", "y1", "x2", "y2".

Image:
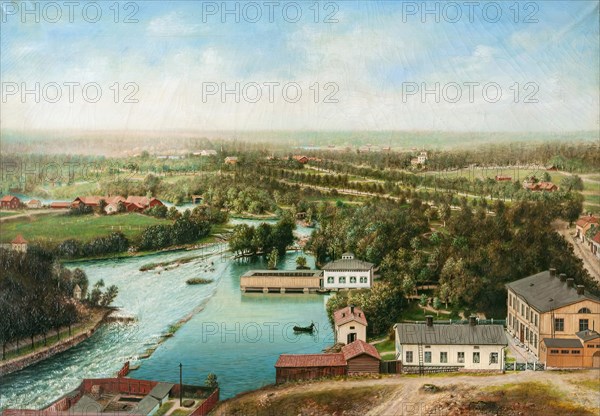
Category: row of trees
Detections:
[
  {"x1": 56, "y1": 232, "x2": 130, "y2": 259},
  {"x1": 229, "y1": 215, "x2": 296, "y2": 257},
  {"x1": 0, "y1": 247, "x2": 118, "y2": 359}
]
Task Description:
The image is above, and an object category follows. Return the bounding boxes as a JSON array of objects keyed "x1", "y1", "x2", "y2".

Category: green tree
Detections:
[
  {"x1": 267, "y1": 249, "x2": 279, "y2": 269},
  {"x1": 295, "y1": 256, "x2": 308, "y2": 269},
  {"x1": 205, "y1": 373, "x2": 218, "y2": 389}
]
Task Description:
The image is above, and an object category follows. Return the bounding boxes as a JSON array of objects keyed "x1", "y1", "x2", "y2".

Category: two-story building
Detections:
[
  {"x1": 506, "y1": 269, "x2": 600, "y2": 367},
  {"x1": 322, "y1": 253, "x2": 374, "y2": 290},
  {"x1": 394, "y1": 316, "x2": 507, "y2": 371}
]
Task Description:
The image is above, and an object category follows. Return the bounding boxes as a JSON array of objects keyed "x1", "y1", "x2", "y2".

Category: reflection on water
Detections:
[{"x1": 0, "y1": 220, "x2": 328, "y2": 409}]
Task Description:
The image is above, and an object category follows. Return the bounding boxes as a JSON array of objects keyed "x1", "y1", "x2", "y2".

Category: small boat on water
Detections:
[{"x1": 293, "y1": 322, "x2": 315, "y2": 333}]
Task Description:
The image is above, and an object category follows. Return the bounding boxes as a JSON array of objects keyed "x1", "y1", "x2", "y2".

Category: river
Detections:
[{"x1": 0, "y1": 220, "x2": 331, "y2": 410}]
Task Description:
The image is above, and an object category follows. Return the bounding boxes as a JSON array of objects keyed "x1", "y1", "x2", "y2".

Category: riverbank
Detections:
[{"x1": 0, "y1": 308, "x2": 112, "y2": 377}]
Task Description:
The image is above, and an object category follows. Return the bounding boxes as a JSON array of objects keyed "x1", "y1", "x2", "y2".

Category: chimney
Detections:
[
  {"x1": 350, "y1": 305, "x2": 355, "y2": 314},
  {"x1": 549, "y1": 268, "x2": 556, "y2": 277},
  {"x1": 566, "y1": 278, "x2": 575, "y2": 288},
  {"x1": 576, "y1": 285, "x2": 585, "y2": 295},
  {"x1": 559, "y1": 273, "x2": 567, "y2": 282},
  {"x1": 469, "y1": 316, "x2": 477, "y2": 326},
  {"x1": 426, "y1": 315, "x2": 433, "y2": 327}
]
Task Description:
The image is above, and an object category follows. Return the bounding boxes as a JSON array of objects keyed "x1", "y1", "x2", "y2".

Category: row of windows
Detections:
[
  {"x1": 554, "y1": 318, "x2": 589, "y2": 332},
  {"x1": 326, "y1": 276, "x2": 368, "y2": 284},
  {"x1": 549, "y1": 349, "x2": 581, "y2": 355},
  {"x1": 405, "y1": 351, "x2": 498, "y2": 364}
]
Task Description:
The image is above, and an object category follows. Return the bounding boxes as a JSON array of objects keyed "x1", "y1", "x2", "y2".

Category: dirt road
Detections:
[{"x1": 554, "y1": 220, "x2": 600, "y2": 282}]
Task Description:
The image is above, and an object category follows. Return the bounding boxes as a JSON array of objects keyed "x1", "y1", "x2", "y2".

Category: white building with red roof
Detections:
[
  {"x1": 11, "y1": 234, "x2": 28, "y2": 252},
  {"x1": 576, "y1": 215, "x2": 598, "y2": 242},
  {"x1": 333, "y1": 305, "x2": 368, "y2": 344}
]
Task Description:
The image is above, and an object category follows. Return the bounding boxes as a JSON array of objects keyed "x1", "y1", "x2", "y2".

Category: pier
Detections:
[{"x1": 240, "y1": 270, "x2": 323, "y2": 294}]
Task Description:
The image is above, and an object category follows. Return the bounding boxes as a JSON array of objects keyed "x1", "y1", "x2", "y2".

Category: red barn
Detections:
[
  {"x1": 0, "y1": 195, "x2": 21, "y2": 209},
  {"x1": 342, "y1": 339, "x2": 381, "y2": 374},
  {"x1": 275, "y1": 353, "x2": 346, "y2": 384}
]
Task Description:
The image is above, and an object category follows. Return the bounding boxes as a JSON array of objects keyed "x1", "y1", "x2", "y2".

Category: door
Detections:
[
  {"x1": 593, "y1": 351, "x2": 600, "y2": 368},
  {"x1": 519, "y1": 324, "x2": 524, "y2": 343},
  {"x1": 347, "y1": 333, "x2": 356, "y2": 343}
]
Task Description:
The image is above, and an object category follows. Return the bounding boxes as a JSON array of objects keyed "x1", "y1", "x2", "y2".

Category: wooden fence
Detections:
[
  {"x1": 190, "y1": 388, "x2": 220, "y2": 416},
  {"x1": 380, "y1": 360, "x2": 402, "y2": 374}
]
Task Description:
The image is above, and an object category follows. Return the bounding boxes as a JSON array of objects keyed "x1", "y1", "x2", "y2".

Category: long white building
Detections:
[
  {"x1": 394, "y1": 316, "x2": 507, "y2": 372},
  {"x1": 322, "y1": 253, "x2": 374, "y2": 290}
]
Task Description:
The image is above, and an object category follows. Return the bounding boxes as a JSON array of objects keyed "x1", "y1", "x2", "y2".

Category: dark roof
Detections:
[
  {"x1": 149, "y1": 382, "x2": 174, "y2": 400},
  {"x1": 322, "y1": 258, "x2": 374, "y2": 271},
  {"x1": 576, "y1": 330, "x2": 600, "y2": 342},
  {"x1": 341, "y1": 340, "x2": 381, "y2": 361},
  {"x1": 543, "y1": 338, "x2": 583, "y2": 348},
  {"x1": 275, "y1": 353, "x2": 346, "y2": 368},
  {"x1": 134, "y1": 395, "x2": 160, "y2": 414},
  {"x1": 505, "y1": 270, "x2": 600, "y2": 312},
  {"x1": 71, "y1": 395, "x2": 103, "y2": 413},
  {"x1": 395, "y1": 323, "x2": 507, "y2": 346},
  {"x1": 333, "y1": 306, "x2": 368, "y2": 326}
]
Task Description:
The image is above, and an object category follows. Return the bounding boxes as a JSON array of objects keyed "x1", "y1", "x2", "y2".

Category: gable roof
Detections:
[
  {"x1": 593, "y1": 232, "x2": 600, "y2": 245},
  {"x1": 149, "y1": 382, "x2": 174, "y2": 400},
  {"x1": 395, "y1": 323, "x2": 507, "y2": 346},
  {"x1": 333, "y1": 306, "x2": 368, "y2": 327},
  {"x1": 275, "y1": 353, "x2": 346, "y2": 368},
  {"x1": 543, "y1": 338, "x2": 583, "y2": 348},
  {"x1": 505, "y1": 270, "x2": 600, "y2": 312},
  {"x1": 134, "y1": 395, "x2": 159, "y2": 414},
  {"x1": 341, "y1": 340, "x2": 380, "y2": 361},
  {"x1": 322, "y1": 258, "x2": 374, "y2": 271},
  {"x1": 0, "y1": 195, "x2": 18, "y2": 202},
  {"x1": 576, "y1": 215, "x2": 598, "y2": 228},
  {"x1": 11, "y1": 234, "x2": 27, "y2": 244},
  {"x1": 27, "y1": 199, "x2": 41, "y2": 204}
]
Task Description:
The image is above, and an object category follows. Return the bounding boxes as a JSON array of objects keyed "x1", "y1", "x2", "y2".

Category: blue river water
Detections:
[{"x1": 0, "y1": 220, "x2": 331, "y2": 410}]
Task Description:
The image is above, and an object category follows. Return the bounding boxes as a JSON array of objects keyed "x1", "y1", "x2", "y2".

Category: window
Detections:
[
  {"x1": 560, "y1": 350, "x2": 569, "y2": 354},
  {"x1": 457, "y1": 352, "x2": 465, "y2": 363},
  {"x1": 533, "y1": 334, "x2": 537, "y2": 346},
  {"x1": 490, "y1": 353, "x2": 498, "y2": 364},
  {"x1": 360, "y1": 276, "x2": 367, "y2": 283},
  {"x1": 521, "y1": 304, "x2": 524, "y2": 316},
  {"x1": 578, "y1": 307, "x2": 592, "y2": 314},
  {"x1": 327, "y1": 277, "x2": 334, "y2": 284},
  {"x1": 440, "y1": 352, "x2": 448, "y2": 363},
  {"x1": 406, "y1": 351, "x2": 413, "y2": 363},
  {"x1": 554, "y1": 318, "x2": 564, "y2": 332},
  {"x1": 525, "y1": 329, "x2": 529, "y2": 341},
  {"x1": 509, "y1": 295, "x2": 512, "y2": 307},
  {"x1": 571, "y1": 350, "x2": 581, "y2": 354},
  {"x1": 424, "y1": 351, "x2": 432, "y2": 363},
  {"x1": 349, "y1": 326, "x2": 355, "y2": 330},
  {"x1": 473, "y1": 352, "x2": 480, "y2": 363},
  {"x1": 526, "y1": 307, "x2": 530, "y2": 321},
  {"x1": 579, "y1": 319, "x2": 589, "y2": 331},
  {"x1": 350, "y1": 276, "x2": 357, "y2": 284},
  {"x1": 550, "y1": 349, "x2": 559, "y2": 354},
  {"x1": 534, "y1": 314, "x2": 538, "y2": 327},
  {"x1": 339, "y1": 276, "x2": 346, "y2": 284}
]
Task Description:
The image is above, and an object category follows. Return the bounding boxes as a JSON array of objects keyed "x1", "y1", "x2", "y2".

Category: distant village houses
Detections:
[
  {"x1": 224, "y1": 156, "x2": 238, "y2": 165},
  {"x1": 292, "y1": 155, "x2": 309, "y2": 164},
  {"x1": 411, "y1": 151, "x2": 428, "y2": 166},
  {"x1": 522, "y1": 177, "x2": 558, "y2": 192},
  {"x1": 0, "y1": 195, "x2": 21, "y2": 209},
  {"x1": 495, "y1": 175, "x2": 512, "y2": 182},
  {"x1": 11, "y1": 234, "x2": 28, "y2": 253},
  {"x1": 576, "y1": 215, "x2": 598, "y2": 242},
  {"x1": 70, "y1": 195, "x2": 164, "y2": 214}
]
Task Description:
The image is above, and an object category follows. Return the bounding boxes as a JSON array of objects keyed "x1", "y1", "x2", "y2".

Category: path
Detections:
[
  {"x1": 0, "y1": 209, "x2": 67, "y2": 222},
  {"x1": 553, "y1": 219, "x2": 600, "y2": 282}
]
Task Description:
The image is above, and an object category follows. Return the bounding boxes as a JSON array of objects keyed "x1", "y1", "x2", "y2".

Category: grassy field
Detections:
[
  {"x1": 0, "y1": 210, "x2": 23, "y2": 218},
  {"x1": 0, "y1": 212, "x2": 171, "y2": 244}
]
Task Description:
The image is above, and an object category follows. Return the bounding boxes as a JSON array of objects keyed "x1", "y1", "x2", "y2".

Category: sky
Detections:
[{"x1": 1, "y1": 0, "x2": 599, "y2": 133}]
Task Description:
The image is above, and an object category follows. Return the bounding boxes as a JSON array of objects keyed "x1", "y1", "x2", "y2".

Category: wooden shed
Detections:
[
  {"x1": 342, "y1": 339, "x2": 381, "y2": 374},
  {"x1": 275, "y1": 353, "x2": 346, "y2": 384},
  {"x1": 540, "y1": 338, "x2": 584, "y2": 368}
]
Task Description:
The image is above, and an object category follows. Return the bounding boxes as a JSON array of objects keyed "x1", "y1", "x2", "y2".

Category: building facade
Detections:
[
  {"x1": 333, "y1": 305, "x2": 368, "y2": 345},
  {"x1": 0, "y1": 195, "x2": 21, "y2": 209},
  {"x1": 506, "y1": 269, "x2": 600, "y2": 367},
  {"x1": 394, "y1": 317, "x2": 507, "y2": 371},
  {"x1": 322, "y1": 253, "x2": 374, "y2": 290}
]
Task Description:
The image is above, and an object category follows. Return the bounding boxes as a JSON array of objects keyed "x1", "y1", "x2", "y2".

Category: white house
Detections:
[
  {"x1": 333, "y1": 305, "x2": 367, "y2": 345},
  {"x1": 394, "y1": 316, "x2": 507, "y2": 371},
  {"x1": 322, "y1": 253, "x2": 374, "y2": 290}
]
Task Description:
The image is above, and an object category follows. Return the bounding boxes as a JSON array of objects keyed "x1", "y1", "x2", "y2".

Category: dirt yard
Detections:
[{"x1": 213, "y1": 370, "x2": 600, "y2": 416}]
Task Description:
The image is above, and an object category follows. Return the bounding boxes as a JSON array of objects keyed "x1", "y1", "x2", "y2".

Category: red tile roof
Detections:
[
  {"x1": 11, "y1": 234, "x2": 27, "y2": 244},
  {"x1": 593, "y1": 232, "x2": 600, "y2": 245},
  {"x1": 333, "y1": 306, "x2": 368, "y2": 327},
  {"x1": 50, "y1": 202, "x2": 71, "y2": 208},
  {"x1": 341, "y1": 340, "x2": 381, "y2": 361},
  {"x1": 275, "y1": 353, "x2": 346, "y2": 368},
  {"x1": 1, "y1": 195, "x2": 18, "y2": 202},
  {"x1": 576, "y1": 215, "x2": 598, "y2": 228}
]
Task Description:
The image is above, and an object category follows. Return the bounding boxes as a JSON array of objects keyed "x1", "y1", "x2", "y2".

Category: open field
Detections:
[
  {"x1": 0, "y1": 212, "x2": 171, "y2": 244},
  {"x1": 213, "y1": 370, "x2": 599, "y2": 416}
]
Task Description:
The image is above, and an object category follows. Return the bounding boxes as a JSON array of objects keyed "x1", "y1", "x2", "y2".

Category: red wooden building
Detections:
[{"x1": 0, "y1": 195, "x2": 21, "y2": 209}]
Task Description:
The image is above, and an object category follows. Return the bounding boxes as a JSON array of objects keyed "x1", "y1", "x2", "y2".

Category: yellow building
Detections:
[{"x1": 506, "y1": 269, "x2": 600, "y2": 368}]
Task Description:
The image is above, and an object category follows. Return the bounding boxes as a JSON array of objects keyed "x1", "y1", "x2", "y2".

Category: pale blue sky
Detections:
[{"x1": 1, "y1": 0, "x2": 598, "y2": 132}]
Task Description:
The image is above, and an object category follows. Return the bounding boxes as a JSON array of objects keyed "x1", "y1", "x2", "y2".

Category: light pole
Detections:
[{"x1": 179, "y1": 363, "x2": 183, "y2": 406}]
